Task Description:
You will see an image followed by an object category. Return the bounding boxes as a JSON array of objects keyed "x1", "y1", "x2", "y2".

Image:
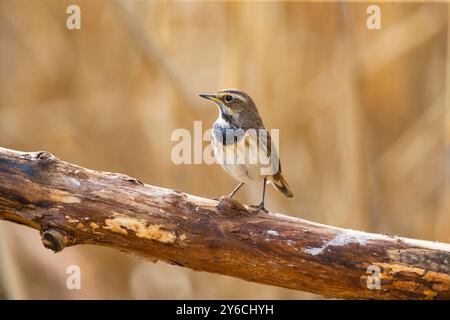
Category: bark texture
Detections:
[{"x1": 0, "y1": 147, "x2": 449, "y2": 299}]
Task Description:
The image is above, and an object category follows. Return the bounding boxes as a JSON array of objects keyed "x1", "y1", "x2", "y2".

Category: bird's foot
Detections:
[{"x1": 249, "y1": 202, "x2": 268, "y2": 213}]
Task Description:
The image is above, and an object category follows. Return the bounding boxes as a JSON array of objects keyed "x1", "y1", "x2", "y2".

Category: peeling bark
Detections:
[{"x1": 0, "y1": 147, "x2": 449, "y2": 299}]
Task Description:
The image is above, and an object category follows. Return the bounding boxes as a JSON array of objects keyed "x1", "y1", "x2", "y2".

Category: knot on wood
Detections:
[
  {"x1": 217, "y1": 196, "x2": 249, "y2": 215},
  {"x1": 41, "y1": 228, "x2": 74, "y2": 253},
  {"x1": 34, "y1": 151, "x2": 55, "y2": 164}
]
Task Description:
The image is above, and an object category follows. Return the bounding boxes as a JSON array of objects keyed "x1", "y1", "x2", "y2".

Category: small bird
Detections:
[{"x1": 199, "y1": 89, "x2": 294, "y2": 212}]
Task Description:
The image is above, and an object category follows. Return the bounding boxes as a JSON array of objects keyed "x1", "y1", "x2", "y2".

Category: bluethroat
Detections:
[{"x1": 199, "y1": 89, "x2": 294, "y2": 212}]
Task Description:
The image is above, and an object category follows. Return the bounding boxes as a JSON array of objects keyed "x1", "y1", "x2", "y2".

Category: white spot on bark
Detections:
[
  {"x1": 67, "y1": 178, "x2": 80, "y2": 187},
  {"x1": 145, "y1": 187, "x2": 173, "y2": 197},
  {"x1": 303, "y1": 233, "x2": 371, "y2": 256},
  {"x1": 267, "y1": 230, "x2": 279, "y2": 236}
]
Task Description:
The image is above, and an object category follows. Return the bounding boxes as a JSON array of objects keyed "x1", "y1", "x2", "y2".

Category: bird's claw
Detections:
[{"x1": 249, "y1": 203, "x2": 268, "y2": 213}]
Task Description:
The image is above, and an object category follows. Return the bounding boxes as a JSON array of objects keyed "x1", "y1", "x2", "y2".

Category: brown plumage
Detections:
[{"x1": 199, "y1": 89, "x2": 294, "y2": 212}]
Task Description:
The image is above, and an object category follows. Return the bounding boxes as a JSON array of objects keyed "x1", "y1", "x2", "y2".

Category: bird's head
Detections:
[{"x1": 199, "y1": 89, "x2": 262, "y2": 128}]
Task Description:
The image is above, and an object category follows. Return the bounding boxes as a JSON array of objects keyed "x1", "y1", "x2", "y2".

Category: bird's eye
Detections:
[{"x1": 224, "y1": 94, "x2": 234, "y2": 103}]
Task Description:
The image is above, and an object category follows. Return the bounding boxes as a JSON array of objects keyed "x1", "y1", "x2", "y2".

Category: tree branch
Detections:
[{"x1": 0, "y1": 147, "x2": 449, "y2": 299}]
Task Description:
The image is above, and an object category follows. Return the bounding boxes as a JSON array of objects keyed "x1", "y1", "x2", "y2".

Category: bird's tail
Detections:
[{"x1": 271, "y1": 173, "x2": 294, "y2": 198}]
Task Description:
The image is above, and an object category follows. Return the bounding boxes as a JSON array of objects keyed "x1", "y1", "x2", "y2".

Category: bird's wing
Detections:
[
  {"x1": 264, "y1": 130, "x2": 281, "y2": 175},
  {"x1": 243, "y1": 128, "x2": 281, "y2": 176}
]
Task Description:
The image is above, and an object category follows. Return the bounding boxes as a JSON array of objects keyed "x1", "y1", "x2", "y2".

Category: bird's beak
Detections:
[{"x1": 199, "y1": 93, "x2": 219, "y2": 103}]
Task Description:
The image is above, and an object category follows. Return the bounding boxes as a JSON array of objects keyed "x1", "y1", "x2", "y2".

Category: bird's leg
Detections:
[
  {"x1": 228, "y1": 182, "x2": 244, "y2": 198},
  {"x1": 251, "y1": 178, "x2": 268, "y2": 212}
]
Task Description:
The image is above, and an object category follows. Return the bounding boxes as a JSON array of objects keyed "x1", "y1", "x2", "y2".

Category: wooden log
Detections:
[{"x1": 0, "y1": 147, "x2": 449, "y2": 299}]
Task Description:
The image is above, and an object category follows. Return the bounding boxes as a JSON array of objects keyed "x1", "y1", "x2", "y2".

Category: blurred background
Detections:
[{"x1": 0, "y1": 0, "x2": 449, "y2": 299}]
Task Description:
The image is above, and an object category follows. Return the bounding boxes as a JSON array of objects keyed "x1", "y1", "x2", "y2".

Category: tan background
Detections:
[{"x1": 0, "y1": 0, "x2": 449, "y2": 299}]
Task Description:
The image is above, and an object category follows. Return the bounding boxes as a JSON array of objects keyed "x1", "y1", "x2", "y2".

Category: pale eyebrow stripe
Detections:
[
  {"x1": 228, "y1": 91, "x2": 246, "y2": 102},
  {"x1": 226, "y1": 89, "x2": 242, "y2": 94},
  {"x1": 217, "y1": 89, "x2": 247, "y2": 102}
]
